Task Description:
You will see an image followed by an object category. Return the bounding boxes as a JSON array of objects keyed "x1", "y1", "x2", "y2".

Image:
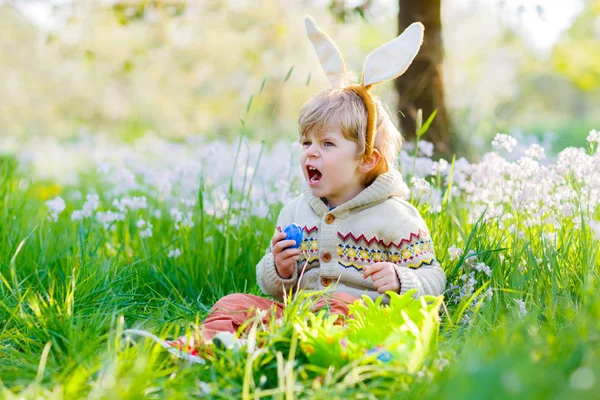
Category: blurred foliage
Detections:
[
  {"x1": 553, "y1": 0, "x2": 600, "y2": 91},
  {"x1": 445, "y1": 1, "x2": 600, "y2": 151},
  {"x1": 0, "y1": 0, "x2": 599, "y2": 155}
]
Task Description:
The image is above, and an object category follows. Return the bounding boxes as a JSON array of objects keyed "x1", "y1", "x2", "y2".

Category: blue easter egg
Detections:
[
  {"x1": 377, "y1": 350, "x2": 393, "y2": 362},
  {"x1": 366, "y1": 347, "x2": 393, "y2": 362},
  {"x1": 283, "y1": 223, "x2": 303, "y2": 249}
]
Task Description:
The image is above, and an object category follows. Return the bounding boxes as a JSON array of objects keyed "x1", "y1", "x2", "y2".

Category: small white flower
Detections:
[
  {"x1": 475, "y1": 262, "x2": 492, "y2": 277},
  {"x1": 198, "y1": 381, "x2": 212, "y2": 394},
  {"x1": 137, "y1": 218, "x2": 153, "y2": 238},
  {"x1": 168, "y1": 248, "x2": 182, "y2": 259},
  {"x1": 515, "y1": 299, "x2": 527, "y2": 317},
  {"x1": 432, "y1": 159, "x2": 449, "y2": 175},
  {"x1": 518, "y1": 259, "x2": 527, "y2": 274},
  {"x1": 70, "y1": 194, "x2": 101, "y2": 221},
  {"x1": 460, "y1": 313, "x2": 472, "y2": 325},
  {"x1": 140, "y1": 227, "x2": 153, "y2": 238},
  {"x1": 448, "y1": 245, "x2": 463, "y2": 261},
  {"x1": 417, "y1": 140, "x2": 434, "y2": 157},
  {"x1": 542, "y1": 232, "x2": 557, "y2": 243},
  {"x1": 587, "y1": 129, "x2": 600, "y2": 145},
  {"x1": 180, "y1": 197, "x2": 197, "y2": 207},
  {"x1": 96, "y1": 162, "x2": 111, "y2": 174},
  {"x1": 83, "y1": 194, "x2": 100, "y2": 215},
  {"x1": 524, "y1": 143, "x2": 546, "y2": 160},
  {"x1": 96, "y1": 210, "x2": 126, "y2": 230},
  {"x1": 45, "y1": 196, "x2": 66, "y2": 222},
  {"x1": 71, "y1": 210, "x2": 85, "y2": 221},
  {"x1": 410, "y1": 177, "x2": 430, "y2": 194},
  {"x1": 434, "y1": 355, "x2": 450, "y2": 371},
  {"x1": 464, "y1": 249, "x2": 477, "y2": 268},
  {"x1": 492, "y1": 133, "x2": 517, "y2": 153}
]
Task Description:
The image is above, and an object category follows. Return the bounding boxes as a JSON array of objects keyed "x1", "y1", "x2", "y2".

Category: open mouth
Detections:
[{"x1": 306, "y1": 165, "x2": 323, "y2": 184}]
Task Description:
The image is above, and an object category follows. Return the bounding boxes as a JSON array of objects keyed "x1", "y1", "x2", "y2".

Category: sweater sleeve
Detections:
[
  {"x1": 388, "y1": 206, "x2": 447, "y2": 297},
  {"x1": 255, "y1": 202, "x2": 300, "y2": 300}
]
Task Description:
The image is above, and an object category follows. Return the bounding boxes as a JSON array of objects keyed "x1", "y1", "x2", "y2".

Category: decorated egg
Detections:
[
  {"x1": 283, "y1": 223, "x2": 303, "y2": 249},
  {"x1": 366, "y1": 347, "x2": 394, "y2": 362}
]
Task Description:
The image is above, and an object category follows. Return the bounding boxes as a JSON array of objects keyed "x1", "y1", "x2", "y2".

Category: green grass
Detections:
[{"x1": 1, "y1": 151, "x2": 599, "y2": 399}]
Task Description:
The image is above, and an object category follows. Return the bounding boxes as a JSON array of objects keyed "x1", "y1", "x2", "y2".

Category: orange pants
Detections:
[{"x1": 194, "y1": 292, "x2": 360, "y2": 342}]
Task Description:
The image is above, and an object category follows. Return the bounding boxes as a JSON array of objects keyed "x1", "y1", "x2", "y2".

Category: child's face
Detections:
[{"x1": 300, "y1": 123, "x2": 366, "y2": 207}]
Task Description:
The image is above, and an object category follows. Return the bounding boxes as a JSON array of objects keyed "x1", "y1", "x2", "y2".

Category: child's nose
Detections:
[{"x1": 306, "y1": 144, "x2": 319, "y2": 157}]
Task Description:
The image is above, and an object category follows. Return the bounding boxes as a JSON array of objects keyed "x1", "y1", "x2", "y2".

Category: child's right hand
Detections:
[{"x1": 271, "y1": 232, "x2": 301, "y2": 279}]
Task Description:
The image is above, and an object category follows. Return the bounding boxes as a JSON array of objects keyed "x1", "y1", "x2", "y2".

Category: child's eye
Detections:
[
  {"x1": 302, "y1": 141, "x2": 311, "y2": 147},
  {"x1": 323, "y1": 142, "x2": 334, "y2": 147}
]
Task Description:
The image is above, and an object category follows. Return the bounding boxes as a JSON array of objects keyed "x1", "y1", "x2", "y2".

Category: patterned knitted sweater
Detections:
[{"x1": 256, "y1": 169, "x2": 446, "y2": 303}]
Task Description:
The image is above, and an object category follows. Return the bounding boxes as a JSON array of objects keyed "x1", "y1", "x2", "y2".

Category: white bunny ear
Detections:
[
  {"x1": 362, "y1": 22, "x2": 424, "y2": 87},
  {"x1": 305, "y1": 16, "x2": 347, "y2": 88}
]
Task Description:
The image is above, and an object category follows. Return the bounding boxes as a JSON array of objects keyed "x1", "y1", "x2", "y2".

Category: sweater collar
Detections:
[{"x1": 302, "y1": 168, "x2": 410, "y2": 217}]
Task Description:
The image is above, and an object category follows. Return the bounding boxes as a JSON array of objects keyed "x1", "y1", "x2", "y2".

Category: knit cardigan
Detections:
[{"x1": 256, "y1": 169, "x2": 446, "y2": 303}]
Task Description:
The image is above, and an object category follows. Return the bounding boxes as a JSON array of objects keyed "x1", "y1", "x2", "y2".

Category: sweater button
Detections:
[
  {"x1": 321, "y1": 277, "x2": 332, "y2": 287},
  {"x1": 325, "y1": 214, "x2": 335, "y2": 224},
  {"x1": 321, "y1": 252, "x2": 332, "y2": 262}
]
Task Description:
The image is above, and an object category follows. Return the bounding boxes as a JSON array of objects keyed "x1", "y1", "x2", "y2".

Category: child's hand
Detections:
[
  {"x1": 362, "y1": 262, "x2": 401, "y2": 294},
  {"x1": 271, "y1": 232, "x2": 301, "y2": 279}
]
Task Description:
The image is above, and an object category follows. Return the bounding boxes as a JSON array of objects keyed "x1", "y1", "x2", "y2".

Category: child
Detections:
[{"x1": 132, "y1": 16, "x2": 446, "y2": 355}]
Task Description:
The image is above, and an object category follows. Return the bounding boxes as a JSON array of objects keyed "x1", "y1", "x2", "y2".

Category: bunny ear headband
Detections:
[{"x1": 304, "y1": 16, "x2": 424, "y2": 157}]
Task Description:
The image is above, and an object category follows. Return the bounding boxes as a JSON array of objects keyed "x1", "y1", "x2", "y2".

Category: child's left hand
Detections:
[{"x1": 362, "y1": 262, "x2": 401, "y2": 294}]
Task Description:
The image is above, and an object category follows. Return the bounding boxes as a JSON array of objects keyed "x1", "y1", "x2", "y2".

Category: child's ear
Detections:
[{"x1": 358, "y1": 149, "x2": 381, "y2": 173}]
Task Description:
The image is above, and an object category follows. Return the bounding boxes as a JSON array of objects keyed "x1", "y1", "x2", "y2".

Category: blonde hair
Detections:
[{"x1": 298, "y1": 88, "x2": 403, "y2": 186}]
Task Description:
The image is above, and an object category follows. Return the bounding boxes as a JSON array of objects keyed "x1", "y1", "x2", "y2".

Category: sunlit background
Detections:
[{"x1": 1, "y1": 0, "x2": 598, "y2": 155}]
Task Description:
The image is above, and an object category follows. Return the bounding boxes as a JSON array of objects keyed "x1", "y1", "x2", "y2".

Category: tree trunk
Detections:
[{"x1": 396, "y1": 0, "x2": 452, "y2": 156}]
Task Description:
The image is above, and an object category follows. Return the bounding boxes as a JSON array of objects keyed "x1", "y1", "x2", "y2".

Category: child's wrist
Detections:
[{"x1": 275, "y1": 263, "x2": 293, "y2": 279}]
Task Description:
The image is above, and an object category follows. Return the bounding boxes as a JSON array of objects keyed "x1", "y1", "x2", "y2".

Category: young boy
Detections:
[{"x1": 154, "y1": 16, "x2": 446, "y2": 354}]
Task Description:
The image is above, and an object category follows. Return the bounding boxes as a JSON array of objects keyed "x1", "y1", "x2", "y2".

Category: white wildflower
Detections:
[
  {"x1": 542, "y1": 232, "x2": 557, "y2": 243},
  {"x1": 198, "y1": 381, "x2": 212, "y2": 395},
  {"x1": 96, "y1": 162, "x2": 111, "y2": 174},
  {"x1": 71, "y1": 210, "x2": 85, "y2": 221},
  {"x1": 113, "y1": 196, "x2": 148, "y2": 212},
  {"x1": 168, "y1": 248, "x2": 182, "y2": 259},
  {"x1": 96, "y1": 210, "x2": 126, "y2": 230},
  {"x1": 83, "y1": 194, "x2": 100, "y2": 215},
  {"x1": 460, "y1": 313, "x2": 472, "y2": 325},
  {"x1": 587, "y1": 129, "x2": 600, "y2": 145},
  {"x1": 524, "y1": 143, "x2": 546, "y2": 160},
  {"x1": 170, "y1": 208, "x2": 194, "y2": 230},
  {"x1": 410, "y1": 177, "x2": 430, "y2": 194},
  {"x1": 180, "y1": 197, "x2": 197, "y2": 207},
  {"x1": 71, "y1": 193, "x2": 100, "y2": 220},
  {"x1": 518, "y1": 260, "x2": 527, "y2": 274},
  {"x1": 448, "y1": 245, "x2": 463, "y2": 261},
  {"x1": 434, "y1": 355, "x2": 450, "y2": 371},
  {"x1": 140, "y1": 226, "x2": 153, "y2": 238},
  {"x1": 475, "y1": 262, "x2": 492, "y2": 277},
  {"x1": 432, "y1": 159, "x2": 449, "y2": 175},
  {"x1": 464, "y1": 249, "x2": 477, "y2": 268},
  {"x1": 417, "y1": 140, "x2": 434, "y2": 157},
  {"x1": 515, "y1": 299, "x2": 527, "y2": 318},
  {"x1": 492, "y1": 133, "x2": 517, "y2": 153},
  {"x1": 137, "y1": 218, "x2": 153, "y2": 238},
  {"x1": 45, "y1": 196, "x2": 65, "y2": 222}
]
